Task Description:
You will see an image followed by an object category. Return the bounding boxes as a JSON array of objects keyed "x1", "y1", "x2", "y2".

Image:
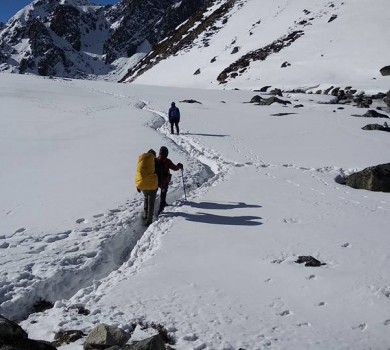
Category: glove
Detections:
[
  {"x1": 136, "y1": 188, "x2": 141, "y2": 193},
  {"x1": 178, "y1": 163, "x2": 183, "y2": 169}
]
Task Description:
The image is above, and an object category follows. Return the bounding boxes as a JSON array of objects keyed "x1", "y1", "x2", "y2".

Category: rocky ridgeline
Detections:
[{"x1": 0, "y1": 315, "x2": 172, "y2": 350}]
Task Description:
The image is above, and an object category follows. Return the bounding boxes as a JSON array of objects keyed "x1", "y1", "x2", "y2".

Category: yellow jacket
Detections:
[{"x1": 135, "y1": 153, "x2": 158, "y2": 191}]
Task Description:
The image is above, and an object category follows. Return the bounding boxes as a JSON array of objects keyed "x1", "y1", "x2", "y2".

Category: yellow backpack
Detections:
[{"x1": 135, "y1": 153, "x2": 158, "y2": 191}]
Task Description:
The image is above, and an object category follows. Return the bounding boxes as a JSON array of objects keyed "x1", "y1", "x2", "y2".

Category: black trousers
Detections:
[
  {"x1": 142, "y1": 189, "x2": 157, "y2": 225},
  {"x1": 159, "y1": 185, "x2": 169, "y2": 212},
  {"x1": 170, "y1": 121, "x2": 179, "y2": 134}
]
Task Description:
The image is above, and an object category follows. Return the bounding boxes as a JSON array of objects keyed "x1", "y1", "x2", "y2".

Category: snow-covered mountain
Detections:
[
  {"x1": 1, "y1": 0, "x2": 389, "y2": 91},
  {"x1": 0, "y1": 0, "x2": 207, "y2": 79}
]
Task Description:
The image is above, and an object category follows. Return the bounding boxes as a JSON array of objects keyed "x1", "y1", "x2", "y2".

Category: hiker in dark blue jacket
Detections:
[{"x1": 168, "y1": 102, "x2": 180, "y2": 135}]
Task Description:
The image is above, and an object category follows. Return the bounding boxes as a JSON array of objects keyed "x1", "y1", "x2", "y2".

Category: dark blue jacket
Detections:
[{"x1": 168, "y1": 106, "x2": 180, "y2": 123}]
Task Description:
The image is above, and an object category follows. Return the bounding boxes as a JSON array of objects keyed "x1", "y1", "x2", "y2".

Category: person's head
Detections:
[
  {"x1": 148, "y1": 149, "x2": 156, "y2": 157},
  {"x1": 171, "y1": 102, "x2": 175, "y2": 107},
  {"x1": 159, "y1": 146, "x2": 169, "y2": 158}
]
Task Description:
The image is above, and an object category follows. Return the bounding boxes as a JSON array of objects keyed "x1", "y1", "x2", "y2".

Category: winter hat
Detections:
[
  {"x1": 171, "y1": 102, "x2": 175, "y2": 106},
  {"x1": 159, "y1": 146, "x2": 168, "y2": 157},
  {"x1": 148, "y1": 149, "x2": 156, "y2": 156}
]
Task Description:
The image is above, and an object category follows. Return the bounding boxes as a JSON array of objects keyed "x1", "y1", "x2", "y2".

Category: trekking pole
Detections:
[{"x1": 181, "y1": 168, "x2": 187, "y2": 201}]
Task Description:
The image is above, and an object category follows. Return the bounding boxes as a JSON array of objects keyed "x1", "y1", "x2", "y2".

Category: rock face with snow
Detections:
[
  {"x1": 346, "y1": 163, "x2": 390, "y2": 192},
  {"x1": 0, "y1": 0, "x2": 207, "y2": 78}
]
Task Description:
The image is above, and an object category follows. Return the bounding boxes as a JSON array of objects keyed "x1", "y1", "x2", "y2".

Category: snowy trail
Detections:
[{"x1": 0, "y1": 87, "x2": 232, "y2": 320}]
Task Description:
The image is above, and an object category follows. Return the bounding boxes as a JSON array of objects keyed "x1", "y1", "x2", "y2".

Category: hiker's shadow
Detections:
[
  {"x1": 176, "y1": 212, "x2": 262, "y2": 226},
  {"x1": 174, "y1": 201, "x2": 262, "y2": 226},
  {"x1": 188, "y1": 201, "x2": 262, "y2": 210}
]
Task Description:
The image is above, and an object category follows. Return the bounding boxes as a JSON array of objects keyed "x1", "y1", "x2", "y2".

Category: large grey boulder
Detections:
[
  {"x1": 0, "y1": 315, "x2": 57, "y2": 350},
  {"x1": 362, "y1": 110, "x2": 389, "y2": 118},
  {"x1": 126, "y1": 335, "x2": 165, "y2": 350},
  {"x1": 380, "y1": 65, "x2": 390, "y2": 76},
  {"x1": 84, "y1": 324, "x2": 130, "y2": 350},
  {"x1": 362, "y1": 123, "x2": 390, "y2": 132},
  {"x1": 0, "y1": 316, "x2": 27, "y2": 343},
  {"x1": 346, "y1": 163, "x2": 390, "y2": 192}
]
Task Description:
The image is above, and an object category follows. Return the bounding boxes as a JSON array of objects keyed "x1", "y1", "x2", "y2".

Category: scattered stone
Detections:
[
  {"x1": 53, "y1": 330, "x2": 85, "y2": 347},
  {"x1": 270, "y1": 88, "x2": 283, "y2": 97},
  {"x1": 294, "y1": 104, "x2": 304, "y2": 108},
  {"x1": 231, "y1": 46, "x2": 240, "y2": 54},
  {"x1": 260, "y1": 96, "x2": 291, "y2": 106},
  {"x1": 259, "y1": 86, "x2": 272, "y2": 92},
  {"x1": 362, "y1": 110, "x2": 389, "y2": 118},
  {"x1": 328, "y1": 14, "x2": 337, "y2": 23},
  {"x1": 296, "y1": 256, "x2": 326, "y2": 267},
  {"x1": 346, "y1": 163, "x2": 390, "y2": 192},
  {"x1": 270, "y1": 113, "x2": 297, "y2": 116},
  {"x1": 84, "y1": 324, "x2": 130, "y2": 350},
  {"x1": 33, "y1": 299, "x2": 54, "y2": 313},
  {"x1": 331, "y1": 87, "x2": 340, "y2": 96},
  {"x1": 323, "y1": 86, "x2": 334, "y2": 95},
  {"x1": 281, "y1": 61, "x2": 291, "y2": 68},
  {"x1": 179, "y1": 99, "x2": 201, "y2": 104},
  {"x1": 210, "y1": 56, "x2": 216, "y2": 63},
  {"x1": 250, "y1": 95, "x2": 291, "y2": 106},
  {"x1": 362, "y1": 123, "x2": 390, "y2": 132},
  {"x1": 250, "y1": 95, "x2": 262, "y2": 103},
  {"x1": 380, "y1": 65, "x2": 390, "y2": 76},
  {"x1": 193, "y1": 68, "x2": 201, "y2": 75}
]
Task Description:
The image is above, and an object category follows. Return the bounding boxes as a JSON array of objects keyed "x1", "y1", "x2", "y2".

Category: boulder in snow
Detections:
[
  {"x1": 84, "y1": 324, "x2": 130, "y2": 350},
  {"x1": 346, "y1": 163, "x2": 390, "y2": 192},
  {"x1": 380, "y1": 65, "x2": 390, "y2": 76}
]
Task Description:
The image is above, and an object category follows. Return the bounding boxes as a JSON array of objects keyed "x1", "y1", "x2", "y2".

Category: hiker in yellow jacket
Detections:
[{"x1": 135, "y1": 149, "x2": 158, "y2": 226}]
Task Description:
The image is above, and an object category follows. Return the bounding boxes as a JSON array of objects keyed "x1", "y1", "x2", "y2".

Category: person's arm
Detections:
[{"x1": 167, "y1": 159, "x2": 183, "y2": 171}]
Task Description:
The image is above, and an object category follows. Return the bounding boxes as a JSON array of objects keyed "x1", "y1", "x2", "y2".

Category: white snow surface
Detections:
[{"x1": 1, "y1": 72, "x2": 390, "y2": 349}]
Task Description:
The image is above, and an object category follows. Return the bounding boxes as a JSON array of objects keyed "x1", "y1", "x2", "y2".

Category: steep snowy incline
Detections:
[{"x1": 129, "y1": 0, "x2": 390, "y2": 92}]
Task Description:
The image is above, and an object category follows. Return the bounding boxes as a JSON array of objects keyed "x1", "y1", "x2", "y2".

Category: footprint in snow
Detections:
[
  {"x1": 0, "y1": 242, "x2": 10, "y2": 249},
  {"x1": 317, "y1": 301, "x2": 326, "y2": 307},
  {"x1": 93, "y1": 213, "x2": 104, "y2": 218},
  {"x1": 297, "y1": 322, "x2": 311, "y2": 327},
  {"x1": 279, "y1": 310, "x2": 292, "y2": 316},
  {"x1": 341, "y1": 242, "x2": 351, "y2": 248},
  {"x1": 76, "y1": 218, "x2": 86, "y2": 224},
  {"x1": 384, "y1": 319, "x2": 390, "y2": 326},
  {"x1": 352, "y1": 323, "x2": 367, "y2": 331},
  {"x1": 306, "y1": 275, "x2": 317, "y2": 280}
]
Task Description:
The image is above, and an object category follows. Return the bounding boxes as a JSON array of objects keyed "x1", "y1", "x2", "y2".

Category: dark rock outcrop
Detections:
[
  {"x1": 362, "y1": 123, "x2": 390, "y2": 132},
  {"x1": 53, "y1": 330, "x2": 85, "y2": 347},
  {"x1": 217, "y1": 30, "x2": 304, "y2": 83},
  {"x1": 362, "y1": 110, "x2": 389, "y2": 118},
  {"x1": 296, "y1": 256, "x2": 326, "y2": 267},
  {"x1": 384, "y1": 91, "x2": 390, "y2": 107},
  {"x1": 380, "y1": 65, "x2": 390, "y2": 76},
  {"x1": 50, "y1": 5, "x2": 81, "y2": 51},
  {"x1": 346, "y1": 163, "x2": 390, "y2": 192},
  {"x1": 0, "y1": 315, "x2": 57, "y2": 350}
]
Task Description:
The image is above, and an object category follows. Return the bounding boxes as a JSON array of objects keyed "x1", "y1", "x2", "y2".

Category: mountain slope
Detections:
[{"x1": 122, "y1": 0, "x2": 390, "y2": 92}]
